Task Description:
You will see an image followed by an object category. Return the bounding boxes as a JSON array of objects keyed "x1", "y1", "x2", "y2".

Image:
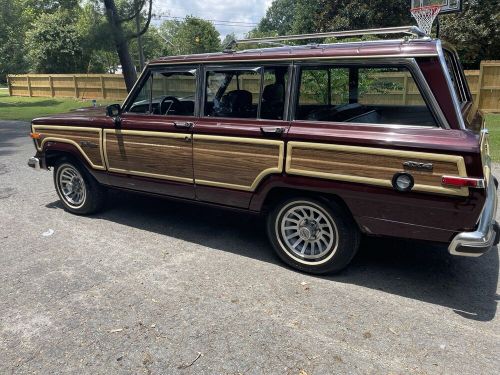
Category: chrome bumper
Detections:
[
  {"x1": 448, "y1": 177, "x2": 499, "y2": 257},
  {"x1": 28, "y1": 157, "x2": 40, "y2": 170}
]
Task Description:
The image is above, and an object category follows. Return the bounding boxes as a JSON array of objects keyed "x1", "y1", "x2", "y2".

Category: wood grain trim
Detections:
[
  {"x1": 193, "y1": 135, "x2": 284, "y2": 191},
  {"x1": 286, "y1": 141, "x2": 469, "y2": 197},
  {"x1": 103, "y1": 129, "x2": 193, "y2": 183},
  {"x1": 32, "y1": 125, "x2": 105, "y2": 170}
]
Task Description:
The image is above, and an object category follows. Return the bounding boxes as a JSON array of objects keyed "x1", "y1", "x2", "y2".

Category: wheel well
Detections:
[
  {"x1": 261, "y1": 187, "x2": 355, "y2": 220},
  {"x1": 45, "y1": 151, "x2": 82, "y2": 168}
]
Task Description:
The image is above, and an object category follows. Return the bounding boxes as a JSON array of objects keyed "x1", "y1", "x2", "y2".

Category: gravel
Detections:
[{"x1": 0, "y1": 120, "x2": 499, "y2": 374}]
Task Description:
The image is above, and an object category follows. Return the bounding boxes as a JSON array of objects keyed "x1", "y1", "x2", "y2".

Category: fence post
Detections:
[
  {"x1": 7, "y1": 75, "x2": 12, "y2": 96},
  {"x1": 472, "y1": 62, "x2": 485, "y2": 115},
  {"x1": 100, "y1": 76, "x2": 105, "y2": 99},
  {"x1": 402, "y1": 74, "x2": 409, "y2": 105},
  {"x1": 48, "y1": 75, "x2": 55, "y2": 97},
  {"x1": 27, "y1": 75, "x2": 32, "y2": 97},
  {"x1": 73, "y1": 75, "x2": 78, "y2": 98}
]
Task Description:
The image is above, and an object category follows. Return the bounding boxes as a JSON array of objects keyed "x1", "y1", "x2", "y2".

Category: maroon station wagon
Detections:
[{"x1": 28, "y1": 26, "x2": 499, "y2": 274}]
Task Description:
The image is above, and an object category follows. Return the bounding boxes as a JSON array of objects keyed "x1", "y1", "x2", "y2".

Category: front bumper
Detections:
[
  {"x1": 28, "y1": 156, "x2": 41, "y2": 170},
  {"x1": 448, "y1": 177, "x2": 499, "y2": 257}
]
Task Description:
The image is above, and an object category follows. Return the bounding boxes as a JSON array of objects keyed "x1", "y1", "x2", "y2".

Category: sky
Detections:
[{"x1": 154, "y1": 0, "x2": 274, "y2": 38}]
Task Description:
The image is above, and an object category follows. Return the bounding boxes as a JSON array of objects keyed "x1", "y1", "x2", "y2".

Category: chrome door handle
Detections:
[
  {"x1": 260, "y1": 126, "x2": 285, "y2": 136},
  {"x1": 174, "y1": 121, "x2": 194, "y2": 129}
]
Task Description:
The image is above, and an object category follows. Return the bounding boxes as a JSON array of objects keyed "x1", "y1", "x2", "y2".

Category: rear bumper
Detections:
[{"x1": 448, "y1": 177, "x2": 499, "y2": 257}]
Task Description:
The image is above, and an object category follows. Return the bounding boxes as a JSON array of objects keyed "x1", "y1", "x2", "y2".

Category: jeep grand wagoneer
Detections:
[{"x1": 28, "y1": 26, "x2": 499, "y2": 274}]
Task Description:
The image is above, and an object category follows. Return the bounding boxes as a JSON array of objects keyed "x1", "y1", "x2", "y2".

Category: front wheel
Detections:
[
  {"x1": 53, "y1": 159, "x2": 106, "y2": 215},
  {"x1": 267, "y1": 197, "x2": 360, "y2": 274}
]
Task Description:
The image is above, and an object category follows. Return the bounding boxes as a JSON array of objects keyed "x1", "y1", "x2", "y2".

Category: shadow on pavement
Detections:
[
  {"x1": 0, "y1": 121, "x2": 31, "y2": 157},
  {"x1": 47, "y1": 189, "x2": 499, "y2": 322}
]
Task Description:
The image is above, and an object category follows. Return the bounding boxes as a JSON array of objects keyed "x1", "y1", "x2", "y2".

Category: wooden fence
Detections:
[
  {"x1": 6, "y1": 60, "x2": 500, "y2": 112},
  {"x1": 6, "y1": 74, "x2": 127, "y2": 100}
]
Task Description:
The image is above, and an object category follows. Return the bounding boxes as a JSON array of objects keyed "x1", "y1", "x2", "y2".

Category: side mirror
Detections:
[{"x1": 106, "y1": 104, "x2": 121, "y2": 117}]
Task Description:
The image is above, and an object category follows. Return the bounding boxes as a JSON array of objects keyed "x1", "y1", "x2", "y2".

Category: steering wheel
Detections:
[{"x1": 160, "y1": 96, "x2": 182, "y2": 115}]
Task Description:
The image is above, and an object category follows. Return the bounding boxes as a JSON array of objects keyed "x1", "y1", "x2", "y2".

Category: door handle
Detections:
[
  {"x1": 260, "y1": 126, "x2": 286, "y2": 136},
  {"x1": 174, "y1": 121, "x2": 194, "y2": 129}
]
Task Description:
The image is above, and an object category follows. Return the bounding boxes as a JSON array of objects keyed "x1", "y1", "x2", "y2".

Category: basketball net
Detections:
[{"x1": 411, "y1": 5, "x2": 441, "y2": 35}]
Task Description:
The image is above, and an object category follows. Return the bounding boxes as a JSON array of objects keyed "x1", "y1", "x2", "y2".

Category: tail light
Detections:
[{"x1": 441, "y1": 176, "x2": 485, "y2": 189}]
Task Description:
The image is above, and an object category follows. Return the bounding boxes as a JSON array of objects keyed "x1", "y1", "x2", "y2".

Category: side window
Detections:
[
  {"x1": 261, "y1": 66, "x2": 289, "y2": 120},
  {"x1": 296, "y1": 65, "x2": 438, "y2": 127},
  {"x1": 204, "y1": 68, "x2": 261, "y2": 119},
  {"x1": 128, "y1": 69, "x2": 197, "y2": 116},
  {"x1": 444, "y1": 50, "x2": 465, "y2": 103}
]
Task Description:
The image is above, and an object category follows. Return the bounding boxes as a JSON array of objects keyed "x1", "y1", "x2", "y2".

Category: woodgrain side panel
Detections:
[
  {"x1": 104, "y1": 130, "x2": 193, "y2": 182},
  {"x1": 286, "y1": 142, "x2": 469, "y2": 196},
  {"x1": 193, "y1": 135, "x2": 284, "y2": 191},
  {"x1": 32, "y1": 125, "x2": 104, "y2": 169}
]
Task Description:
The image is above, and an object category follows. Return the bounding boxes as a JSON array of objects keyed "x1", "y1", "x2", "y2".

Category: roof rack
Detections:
[{"x1": 224, "y1": 26, "x2": 426, "y2": 51}]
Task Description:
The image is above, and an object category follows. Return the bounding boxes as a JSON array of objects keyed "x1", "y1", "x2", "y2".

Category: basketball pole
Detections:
[{"x1": 436, "y1": 15, "x2": 440, "y2": 38}]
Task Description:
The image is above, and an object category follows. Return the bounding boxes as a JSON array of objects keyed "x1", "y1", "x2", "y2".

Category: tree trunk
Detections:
[{"x1": 103, "y1": 0, "x2": 137, "y2": 92}]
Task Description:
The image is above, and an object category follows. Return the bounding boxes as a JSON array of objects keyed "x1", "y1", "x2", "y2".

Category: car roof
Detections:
[{"x1": 148, "y1": 39, "x2": 439, "y2": 66}]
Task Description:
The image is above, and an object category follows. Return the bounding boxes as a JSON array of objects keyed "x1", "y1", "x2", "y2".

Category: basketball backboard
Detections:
[{"x1": 411, "y1": 0, "x2": 462, "y2": 14}]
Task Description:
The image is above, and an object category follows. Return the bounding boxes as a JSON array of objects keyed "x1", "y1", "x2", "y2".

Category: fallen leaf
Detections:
[{"x1": 363, "y1": 331, "x2": 372, "y2": 339}]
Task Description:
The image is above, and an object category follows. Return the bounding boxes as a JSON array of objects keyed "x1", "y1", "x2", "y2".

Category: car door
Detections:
[
  {"x1": 192, "y1": 64, "x2": 291, "y2": 208},
  {"x1": 103, "y1": 66, "x2": 198, "y2": 199}
]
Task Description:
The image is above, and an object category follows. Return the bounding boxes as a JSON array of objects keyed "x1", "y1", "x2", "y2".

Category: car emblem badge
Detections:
[{"x1": 403, "y1": 161, "x2": 434, "y2": 171}]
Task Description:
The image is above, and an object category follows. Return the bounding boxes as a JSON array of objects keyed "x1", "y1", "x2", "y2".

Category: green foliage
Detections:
[
  {"x1": 25, "y1": 10, "x2": 87, "y2": 73},
  {"x1": 440, "y1": 0, "x2": 500, "y2": 69},
  {"x1": 256, "y1": 0, "x2": 499, "y2": 68},
  {"x1": 159, "y1": 16, "x2": 221, "y2": 55},
  {"x1": 0, "y1": 0, "x2": 29, "y2": 78}
]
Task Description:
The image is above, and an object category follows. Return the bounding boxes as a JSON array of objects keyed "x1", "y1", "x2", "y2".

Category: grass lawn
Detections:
[
  {"x1": 485, "y1": 113, "x2": 500, "y2": 162},
  {"x1": 0, "y1": 90, "x2": 117, "y2": 122}
]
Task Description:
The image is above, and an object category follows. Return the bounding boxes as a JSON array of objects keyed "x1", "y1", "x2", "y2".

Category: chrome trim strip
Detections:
[
  {"x1": 436, "y1": 40, "x2": 466, "y2": 130},
  {"x1": 448, "y1": 175, "x2": 498, "y2": 257},
  {"x1": 28, "y1": 157, "x2": 40, "y2": 170}
]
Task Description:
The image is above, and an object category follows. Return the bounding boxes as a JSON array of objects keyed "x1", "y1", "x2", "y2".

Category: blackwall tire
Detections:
[
  {"x1": 267, "y1": 197, "x2": 360, "y2": 274},
  {"x1": 53, "y1": 158, "x2": 106, "y2": 215}
]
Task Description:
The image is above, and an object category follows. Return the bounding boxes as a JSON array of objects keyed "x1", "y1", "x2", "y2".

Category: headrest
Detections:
[
  {"x1": 262, "y1": 83, "x2": 284, "y2": 102},
  {"x1": 221, "y1": 90, "x2": 252, "y2": 111}
]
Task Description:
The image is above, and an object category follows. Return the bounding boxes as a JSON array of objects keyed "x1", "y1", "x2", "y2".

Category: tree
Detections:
[
  {"x1": 255, "y1": 0, "x2": 499, "y2": 68},
  {"x1": 25, "y1": 10, "x2": 87, "y2": 73},
  {"x1": 440, "y1": 0, "x2": 500, "y2": 68},
  {"x1": 159, "y1": 16, "x2": 221, "y2": 56},
  {"x1": 0, "y1": 0, "x2": 28, "y2": 79},
  {"x1": 102, "y1": 0, "x2": 153, "y2": 91}
]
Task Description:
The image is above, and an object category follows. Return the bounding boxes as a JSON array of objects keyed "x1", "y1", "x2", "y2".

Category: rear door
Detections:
[
  {"x1": 104, "y1": 66, "x2": 198, "y2": 199},
  {"x1": 192, "y1": 64, "x2": 291, "y2": 208}
]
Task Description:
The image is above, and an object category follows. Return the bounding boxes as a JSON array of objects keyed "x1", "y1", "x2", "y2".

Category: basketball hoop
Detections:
[{"x1": 411, "y1": 5, "x2": 441, "y2": 35}]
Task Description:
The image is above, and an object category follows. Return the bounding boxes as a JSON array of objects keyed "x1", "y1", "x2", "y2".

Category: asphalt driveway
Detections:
[{"x1": 0, "y1": 120, "x2": 499, "y2": 374}]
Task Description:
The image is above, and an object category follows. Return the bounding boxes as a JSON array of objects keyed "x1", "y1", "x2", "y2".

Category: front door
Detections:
[
  {"x1": 103, "y1": 66, "x2": 198, "y2": 199},
  {"x1": 193, "y1": 64, "x2": 290, "y2": 207}
]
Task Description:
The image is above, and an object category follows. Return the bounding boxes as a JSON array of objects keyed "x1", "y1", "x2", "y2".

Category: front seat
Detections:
[
  {"x1": 217, "y1": 90, "x2": 253, "y2": 117},
  {"x1": 261, "y1": 83, "x2": 284, "y2": 119}
]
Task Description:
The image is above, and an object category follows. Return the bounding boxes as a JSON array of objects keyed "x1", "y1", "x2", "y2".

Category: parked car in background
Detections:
[{"x1": 28, "y1": 26, "x2": 498, "y2": 274}]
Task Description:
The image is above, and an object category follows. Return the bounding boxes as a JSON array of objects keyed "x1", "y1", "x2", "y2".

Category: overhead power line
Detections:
[{"x1": 152, "y1": 14, "x2": 258, "y2": 28}]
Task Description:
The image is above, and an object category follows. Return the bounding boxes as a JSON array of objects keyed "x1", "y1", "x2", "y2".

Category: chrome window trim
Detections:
[
  {"x1": 290, "y1": 58, "x2": 450, "y2": 129},
  {"x1": 437, "y1": 40, "x2": 466, "y2": 130}
]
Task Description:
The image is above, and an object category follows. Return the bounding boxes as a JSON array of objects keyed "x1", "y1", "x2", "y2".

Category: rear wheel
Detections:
[
  {"x1": 53, "y1": 159, "x2": 105, "y2": 215},
  {"x1": 267, "y1": 197, "x2": 360, "y2": 274}
]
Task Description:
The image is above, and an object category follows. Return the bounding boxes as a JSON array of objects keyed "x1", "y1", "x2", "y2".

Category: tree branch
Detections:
[
  {"x1": 118, "y1": 0, "x2": 146, "y2": 24},
  {"x1": 127, "y1": 0, "x2": 153, "y2": 39}
]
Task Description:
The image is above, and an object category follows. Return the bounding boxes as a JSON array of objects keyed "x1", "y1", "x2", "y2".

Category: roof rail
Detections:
[{"x1": 224, "y1": 26, "x2": 426, "y2": 50}]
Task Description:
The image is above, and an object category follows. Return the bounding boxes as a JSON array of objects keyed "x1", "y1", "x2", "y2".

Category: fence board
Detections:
[{"x1": 6, "y1": 62, "x2": 500, "y2": 113}]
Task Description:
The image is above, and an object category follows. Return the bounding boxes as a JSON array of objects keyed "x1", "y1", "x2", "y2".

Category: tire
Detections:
[
  {"x1": 53, "y1": 158, "x2": 106, "y2": 215},
  {"x1": 267, "y1": 197, "x2": 360, "y2": 274}
]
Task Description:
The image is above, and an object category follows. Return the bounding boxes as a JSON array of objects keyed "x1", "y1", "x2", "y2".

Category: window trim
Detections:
[
  {"x1": 122, "y1": 65, "x2": 199, "y2": 116},
  {"x1": 291, "y1": 58, "x2": 449, "y2": 129}
]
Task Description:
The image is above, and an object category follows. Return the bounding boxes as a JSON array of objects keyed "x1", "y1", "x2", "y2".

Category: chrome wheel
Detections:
[
  {"x1": 277, "y1": 201, "x2": 338, "y2": 262},
  {"x1": 57, "y1": 164, "x2": 86, "y2": 208}
]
